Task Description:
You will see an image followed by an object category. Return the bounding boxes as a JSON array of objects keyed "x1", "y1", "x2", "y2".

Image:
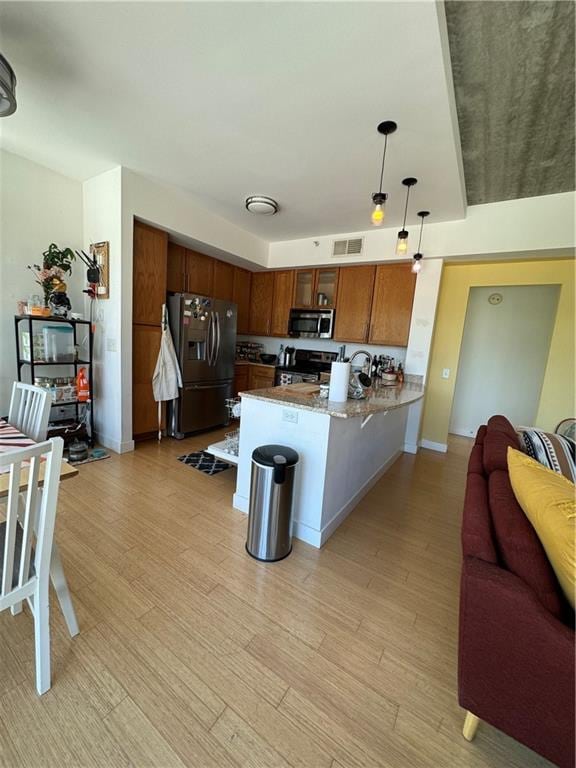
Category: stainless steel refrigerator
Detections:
[{"x1": 167, "y1": 292, "x2": 236, "y2": 438}]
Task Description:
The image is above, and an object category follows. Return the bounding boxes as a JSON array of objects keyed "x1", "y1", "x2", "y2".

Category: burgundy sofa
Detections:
[{"x1": 459, "y1": 415, "x2": 575, "y2": 768}]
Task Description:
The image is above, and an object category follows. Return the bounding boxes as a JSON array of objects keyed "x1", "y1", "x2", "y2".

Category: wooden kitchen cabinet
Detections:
[
  {"x1": 248, "y1": 364, "x2": 276, "y2": 390},
  {"x1": 133, "y1": 324, "x2": 164, "y2": 438},
  {"x1": 166, "y1": 243, "x2": 217, "y2": 297},
  {"x1": 294, "y1": 268, "x2": 339, "y2": 308},
  {"x1": 133, "y1": 221, "x2": 168, "y2": 325},
  {"x1": 248, "y1": 271, "x2": 275, "y2": 335},
  {"x1": 294, "y1": 270, "x2": 314, "y2": 307},
  {"x1": 213, "y1": 259, "x2": 235, "y2": 302},
  {"x1": 233, "y1": 267, "x2": 252, "y2": 334},
  {"x1": 185, "y1": 249, "x2": 214, "y2": 296},
  {"x1": 270, "y1": 270, "x2": 295, "y2": 337},
  {"x1": 333, "y1": 265, "x2": 376, "y2": 342},
  {"x1": 166, "y1": 243, "x2": 186, "y2": 293},
  {"x1": 369, "y1": 263, "x2": 417, "y2": 346},
  {"x1": 234, "y1": 364, "x2": 250, "y2": 396}
]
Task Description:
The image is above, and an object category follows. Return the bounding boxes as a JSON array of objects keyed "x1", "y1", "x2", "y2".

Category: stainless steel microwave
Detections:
[{"x1": 288, "y1": 308, "x2": 334, "y2": 339}]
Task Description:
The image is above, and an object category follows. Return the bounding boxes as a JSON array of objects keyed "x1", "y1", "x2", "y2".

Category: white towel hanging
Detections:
[{"x1": 152, "y1": 304, "x2": 183, "y2": 440}]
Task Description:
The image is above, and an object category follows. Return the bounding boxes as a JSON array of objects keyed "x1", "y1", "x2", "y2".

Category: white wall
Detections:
[
  {"x1": 267, "y1": 191, "x2": 575, "y2": 268},
  {"x1": 120, "y1": 169, "x2": 269, "y2": 450},
  {"x1": 449, "y1": 284, "x2": 561, "y2": 436},
  {"x1": 405, "y1": 258, "x2": 444, "y2": 380},
  {"x1": 80, "y1": 163, "x2": 572, "y2": 455},
  {"x1": 80, "y1": 166, "x2": 270, "y2": 451},
  {"x1": 82, "y1": 167, "x2": 124, "y2": 451},
  {"x1": 0, "y1": 150, "x2": 83, "y2": 414},
  {"x1": 404, "y1": 257, "x2": 444, "y2": 451}
]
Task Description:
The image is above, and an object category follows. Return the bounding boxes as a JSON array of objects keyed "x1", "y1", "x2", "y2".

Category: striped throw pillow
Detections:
[{"x1": 518, "y1": 428, "x2": 576, "y2": 483}]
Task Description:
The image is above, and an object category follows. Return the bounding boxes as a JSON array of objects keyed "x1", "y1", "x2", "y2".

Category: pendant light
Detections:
[
  {"x1": 0, "y1": 53, "x2": 17, "y2": 117},
  {"x1": 371, "y1": 121, "x2": 397, "y2": 226},
  {"x1": 412, "y1": 210, "x2": 430, "y2": 274},
  {"x1": 396, "y1": 177, "x2": 417, "y2": 254}
]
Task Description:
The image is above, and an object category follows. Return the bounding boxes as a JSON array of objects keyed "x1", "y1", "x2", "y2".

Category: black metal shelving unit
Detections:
[{"x1": 14, "y1": 315, "x2": 95, "y2": 444}]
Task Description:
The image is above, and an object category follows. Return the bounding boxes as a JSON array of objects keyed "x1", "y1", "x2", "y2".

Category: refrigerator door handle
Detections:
[
  {"x1": 207, "y1": 312, "x2": 215, "y2": 366},
  {"x1": 215, "y1": 312, "x2": 221, "y2": 363},
  {"x1": 212, "y1": 311, "x2": 218, "y2": 365},
  {"x1": 184, "y1": 382, "x2": 231, "y2": 390}
]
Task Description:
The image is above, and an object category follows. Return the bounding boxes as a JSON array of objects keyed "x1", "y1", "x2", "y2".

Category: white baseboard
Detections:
[
  {"x1": 317, "y1": 448, "x2": 403, "y2": 547},
  {"x1": 403, "y1": 442, "x2": 419, "y2": 454},
  {"x1": 234, "y1": 449, "x2": 403, "y2": 550},
  {"x1": 96, "y1": 434, "x2": 135, "y2": 454},
  {"x1": 292, "y1": 521, "x2": 322, "y2": 548},
  {"x1": 233, "y1": 493, "x2": 249, "y2": 514},
  {"x1": 449, "y1": 428, "x2": 477, "y2": 439},
  {"x1": 420, "y1": 439, "x2": 448, "y2": 453}
]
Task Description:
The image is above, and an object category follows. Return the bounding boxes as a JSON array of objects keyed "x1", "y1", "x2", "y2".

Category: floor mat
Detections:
[{"x1": 177, "y1": 450, "x2": 231, "y2": 475}]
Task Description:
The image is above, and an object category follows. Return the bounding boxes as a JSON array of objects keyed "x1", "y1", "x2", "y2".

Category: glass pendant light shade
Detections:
[
  {"x1": 396, "y1": 230, "x2": 409, "y2": 254},
  {"x1": 371, "y1": 205, "x2": 384, "y2": 226},
  {"x1": 0, "y1": 54, "x2": 17, "y2": 117},
  {"x1": 411, "y1": 254, "x2": 423, "y2": 273},
  {"x1": 371, "y1": 192, "x2": 387, "y2": 226}
]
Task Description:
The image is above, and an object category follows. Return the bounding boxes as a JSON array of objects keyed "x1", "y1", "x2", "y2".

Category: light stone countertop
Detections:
[{"x1": 240, "y1": 380, "x2": 424, "y2": 418}]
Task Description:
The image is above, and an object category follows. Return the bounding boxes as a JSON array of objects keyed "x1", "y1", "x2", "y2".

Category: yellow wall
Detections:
[{"x1": 421, "y1": 258, "x2": 575, "y2": 445}]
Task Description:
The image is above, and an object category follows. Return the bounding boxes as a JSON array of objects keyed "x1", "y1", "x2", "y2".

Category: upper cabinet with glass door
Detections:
[{"x1": 293, "y1": 268, "x2": 339, "y2": 308}]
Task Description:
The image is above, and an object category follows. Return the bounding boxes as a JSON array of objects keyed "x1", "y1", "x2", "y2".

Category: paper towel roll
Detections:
[{"x1": 328, "y1": 362, "x2": 350, "y2": 402}]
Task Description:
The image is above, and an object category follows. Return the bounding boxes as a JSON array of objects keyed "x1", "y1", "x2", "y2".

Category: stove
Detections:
[{"x1": 275, "y1": 349, "x2": 338, "y2": 385}]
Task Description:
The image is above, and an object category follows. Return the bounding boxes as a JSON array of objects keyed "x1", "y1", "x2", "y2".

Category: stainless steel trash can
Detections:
[{"x1": 246, "y1": 444, "x2": 299, "y2": 561}]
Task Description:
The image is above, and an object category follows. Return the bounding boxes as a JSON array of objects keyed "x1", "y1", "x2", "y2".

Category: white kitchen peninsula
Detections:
[{"x1": 233, "y1": 382, "x2": 424, "y2": 547}]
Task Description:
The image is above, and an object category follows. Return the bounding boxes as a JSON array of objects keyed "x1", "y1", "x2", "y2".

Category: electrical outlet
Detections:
[
  {"x1": 442, "y1": 368, "x2": 450, "y2": 379},
  {"x1": 282, "y1": 409, "x2": 298, "y2": 424},
  {"x1": 106, "y1": 337, "x2": 117, "y2": 352}
]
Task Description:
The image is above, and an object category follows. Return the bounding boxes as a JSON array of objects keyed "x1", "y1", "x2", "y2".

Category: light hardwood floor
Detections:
[{"x1": 0, "y1": 432, "x2": 553, "y2": 767}]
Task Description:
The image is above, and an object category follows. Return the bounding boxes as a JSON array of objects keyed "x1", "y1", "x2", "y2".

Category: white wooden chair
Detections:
[
  {"x1": 8, "y1": 383, "x2": 52, "y2": 442},
  {"x1": 0, "y1": 437, "x2": 64, "y2": 694},
  {"x1": 7, "y1": 381, "x2": 79, "y2": 638}
]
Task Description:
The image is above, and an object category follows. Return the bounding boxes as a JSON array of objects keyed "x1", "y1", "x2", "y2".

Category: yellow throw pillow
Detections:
[{"x1": 508, "y1": 447, "x2": 576, "y2": 609}]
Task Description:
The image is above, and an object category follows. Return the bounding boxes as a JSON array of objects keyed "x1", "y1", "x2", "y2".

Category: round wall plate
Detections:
[{"x1": 488, "y1": 292, "x2": 503, "y2": 305}]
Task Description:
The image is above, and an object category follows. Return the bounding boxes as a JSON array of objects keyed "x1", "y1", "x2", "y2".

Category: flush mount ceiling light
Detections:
[
  {"x1": 396, "y1": 177, "x2": 417, "y2": 255},
  {"x1": 0, "y1": 53, "x2": 17, "y2": 117},
  {"x1": 371, "y1": 120, "x2": 397, "y2": 226},
  {"x1": 412, "y1": 210, "x2": 430, "y2": 273},
  {"x1": 245, "y1": 196, "x2": 279, "y2": 215}
]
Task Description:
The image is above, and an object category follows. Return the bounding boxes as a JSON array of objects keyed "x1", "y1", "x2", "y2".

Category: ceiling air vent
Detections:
[{"x1": 332, "y1": 237, "x2": 364, "y2": 257}]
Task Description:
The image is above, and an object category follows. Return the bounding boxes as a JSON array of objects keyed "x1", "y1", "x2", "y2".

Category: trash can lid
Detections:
[{"x1": 252, "y1": 444, "x2": 299, "y2": 467}]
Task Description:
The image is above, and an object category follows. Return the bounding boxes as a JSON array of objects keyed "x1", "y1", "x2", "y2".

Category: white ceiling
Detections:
[{"x1": 0, "y1": 1, "x2": 466, "y2": 240}]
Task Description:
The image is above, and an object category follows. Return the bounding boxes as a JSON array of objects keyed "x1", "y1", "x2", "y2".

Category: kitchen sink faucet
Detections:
[{"x1": 349, "y1": 350, "x2": 373, "y2": 374}]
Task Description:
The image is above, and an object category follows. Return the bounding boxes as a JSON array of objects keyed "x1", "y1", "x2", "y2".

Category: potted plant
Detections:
[
  {"x1": 28, "y1": 243, "x2": 76, "y2": 312},
  {"x1": 41, "y1": 243, "x2": 76, "y2": 274}
]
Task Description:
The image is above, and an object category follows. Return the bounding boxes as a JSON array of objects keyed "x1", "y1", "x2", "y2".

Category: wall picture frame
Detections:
[{"x1": 90, "y1": 241, "x2": 110, "y2": 299}]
